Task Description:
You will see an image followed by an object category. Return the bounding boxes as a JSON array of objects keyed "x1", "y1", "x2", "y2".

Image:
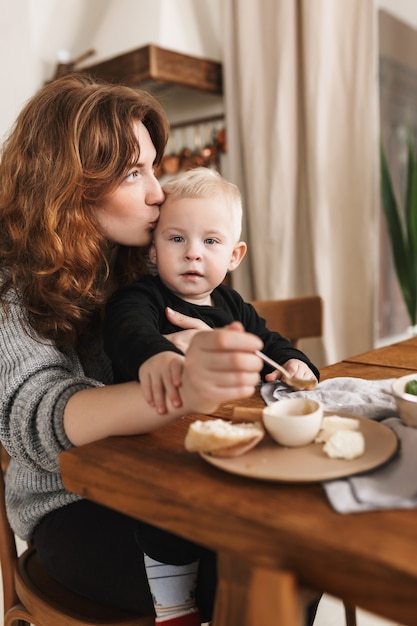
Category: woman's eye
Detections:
[{"x1": 125, "y1": 170, "x2": 139, "y2": 181}]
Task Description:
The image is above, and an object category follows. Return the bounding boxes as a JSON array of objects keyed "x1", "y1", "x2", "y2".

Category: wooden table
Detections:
[{"x1": 60, "y1": 339, "x2": 417, "y2": 626}]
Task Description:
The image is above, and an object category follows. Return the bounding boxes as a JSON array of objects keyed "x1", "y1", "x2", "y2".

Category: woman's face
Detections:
[{"x1": 95, "y1": 121, "x2": 165, "y2": 247}]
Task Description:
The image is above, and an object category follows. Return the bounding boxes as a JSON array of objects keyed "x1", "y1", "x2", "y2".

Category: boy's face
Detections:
[{"x1": 150, "y1": 195, "x2": 246, "y2": 305}]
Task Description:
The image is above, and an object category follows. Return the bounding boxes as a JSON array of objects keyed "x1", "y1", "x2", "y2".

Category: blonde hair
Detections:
[
  {"x1": 162, "y1": 168, "x2": 243, "y2": 241},
  {"x1": 0, "y1": 73, "x2": 169, "y2": 352}
]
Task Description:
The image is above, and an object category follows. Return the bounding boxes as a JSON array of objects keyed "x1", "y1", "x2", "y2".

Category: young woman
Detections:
[{"x1": 0, "y1": 73, "x2": 264, "y2": 624}]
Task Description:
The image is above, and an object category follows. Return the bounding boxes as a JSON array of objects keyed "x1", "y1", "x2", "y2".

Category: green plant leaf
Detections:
[
  {"x1": 406, "y1": 136, "x2": 417, "y2": 322},
  {"x1": 380, "y1": 142, "x2": 417, "y2": 324}
]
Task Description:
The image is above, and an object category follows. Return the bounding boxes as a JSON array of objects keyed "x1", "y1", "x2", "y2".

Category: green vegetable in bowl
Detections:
[{"x1": 405, "y1": 380, "x2": 417, "y2": 395}]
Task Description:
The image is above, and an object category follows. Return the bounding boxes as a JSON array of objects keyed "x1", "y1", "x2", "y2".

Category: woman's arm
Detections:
[
  {"x1": 0, "y1": 294, "x2": 112, "y2": 472},
  {"x1": 64, "y1": 322, "x2": 263, "y2": 446}
]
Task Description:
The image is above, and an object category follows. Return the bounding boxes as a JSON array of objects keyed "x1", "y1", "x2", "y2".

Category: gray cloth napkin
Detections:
[
  {"x1": 325, "y1": 417, "x2": 417, "y2": 512},
  {"x1": 260, "y1": 377, "x2": 417, "y2": 513},
  {"x1": 261, "y1": 376, "x2": 396, "y2": 419}
]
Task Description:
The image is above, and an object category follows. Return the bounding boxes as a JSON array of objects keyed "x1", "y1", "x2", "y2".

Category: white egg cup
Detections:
[{"x1": 262, "y1": 398, "x2": 323, "y2": 447}]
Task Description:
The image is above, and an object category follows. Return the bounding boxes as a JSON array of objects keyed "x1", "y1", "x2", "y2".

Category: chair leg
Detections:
[{"x1": 344, "y1": 603, "x2": 357, "y2": 626}]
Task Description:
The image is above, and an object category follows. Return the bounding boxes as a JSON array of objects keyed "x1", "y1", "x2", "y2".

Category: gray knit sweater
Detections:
[{"x1": 0, "y1": 288, "x2": 114, "y2": 540}]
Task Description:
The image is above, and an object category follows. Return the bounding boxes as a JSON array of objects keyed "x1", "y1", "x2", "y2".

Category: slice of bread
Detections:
[{"x1": 185, "y1": 418, "x2": 264, "y2": 457}]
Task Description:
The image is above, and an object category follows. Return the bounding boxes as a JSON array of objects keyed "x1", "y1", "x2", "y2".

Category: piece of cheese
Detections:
[
  {"x1": 315, "y1": 415, "x2": 360, "y2": 443},
  {"x1": 323, "y1": 430, "x2": 365, "y2": 460}
]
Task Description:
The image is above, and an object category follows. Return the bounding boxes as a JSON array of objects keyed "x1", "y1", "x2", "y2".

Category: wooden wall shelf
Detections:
[{"x1": 80, "y1": 44, "x2": 223, "y2": 95}]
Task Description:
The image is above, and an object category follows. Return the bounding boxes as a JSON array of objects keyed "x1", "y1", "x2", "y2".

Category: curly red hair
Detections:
[{"x1": 0, "y1": 73, "x2": 169, "y2": 352}]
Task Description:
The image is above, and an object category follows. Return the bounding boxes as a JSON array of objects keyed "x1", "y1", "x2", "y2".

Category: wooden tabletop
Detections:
[
  {"x1": 343, "y1": 335, "x2": 417, "y2": 370},
  {"x1": 60, "y1": 340, "x2": 417, "y2": 626}
]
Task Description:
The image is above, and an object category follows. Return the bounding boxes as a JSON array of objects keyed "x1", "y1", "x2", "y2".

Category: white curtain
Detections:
[{"x1": 222, "y1": 0, "x2": 378, "y2": 366}]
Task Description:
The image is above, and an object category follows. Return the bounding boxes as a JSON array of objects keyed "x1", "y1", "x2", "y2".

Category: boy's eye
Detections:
[
  {"x1": 205, "y1": 238, "x2": 217, "y2": 245},
  {"x1": 171, "y1": 236, "x2": 184, "y2": 243}
]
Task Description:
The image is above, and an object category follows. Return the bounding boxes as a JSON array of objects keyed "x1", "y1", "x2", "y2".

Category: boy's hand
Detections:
[
  {"x1": 264, "y1": 358, "x2": 318, "y2": 390},
  {"x1": 163, "y1": 307, "x2": 211, "y2": 353},
  {"x1": 139, "y1": 352, "x2": 185, "y2": 414}
]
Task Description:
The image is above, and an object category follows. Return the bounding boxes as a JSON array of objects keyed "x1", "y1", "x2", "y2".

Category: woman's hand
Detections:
[
  {"x1": 264, "y1": 358, "x2": 318, "y2": 390},
  {"x1": 142, "y1": 310, "x2": 261, "y2": 415},
  {"x1": 164, "y1": 306, "x2": 211, "y2": 353},
  {"x1": 180, "y1": 321, "x2": 264, "y2": 415}
]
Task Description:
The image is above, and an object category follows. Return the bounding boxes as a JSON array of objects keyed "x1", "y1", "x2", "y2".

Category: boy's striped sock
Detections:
[{"x1": 144, "y1": 554, "x2": 201, "y2": 625}]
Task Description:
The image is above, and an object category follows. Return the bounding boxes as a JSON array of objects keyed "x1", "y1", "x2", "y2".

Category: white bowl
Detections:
[
  {"x1": 262, "y1": 398, "x2": 323, "y2": 447},
  {"x1": 392, "y1": 373, "x2": 417, "y2": 428}
]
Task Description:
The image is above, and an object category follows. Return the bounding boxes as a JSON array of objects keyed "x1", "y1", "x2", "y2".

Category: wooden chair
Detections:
[
  {"x1": 0, "y1": 444, "x2": 153, "y2": 626},
  {"x1": 250, "y1": 296, "x2": 356, "y2": 626},
  {"x1": 250, "y1": 295, "x2": 323, "y2": 349}
]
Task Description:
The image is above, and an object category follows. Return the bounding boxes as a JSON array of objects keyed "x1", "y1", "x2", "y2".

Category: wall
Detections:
[
  {"x1": 376, "y1": 0, "x2": 417, "y2": 28},
  {"x1": 0, "y1": 0, "x2": 40, "y2": 141},
  {"x1": 79, "y1": 0, "x2": 222, "y2": 65},
  {"x1": 0, "y1": 0, "x2": 223, "y2": 141}
]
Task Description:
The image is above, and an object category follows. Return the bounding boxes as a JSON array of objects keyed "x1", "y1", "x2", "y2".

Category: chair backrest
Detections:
[
  {"x1": 250, "y1": 295, "x2": 323, "y2": 349},
  {"x1": 0, "y1": 444, "x2": 19, "y2": 615}
]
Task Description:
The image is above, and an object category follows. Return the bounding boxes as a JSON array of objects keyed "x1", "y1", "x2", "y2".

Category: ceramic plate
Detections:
[{"x1": 200, "y1": 413, "x2": 398, "y2": 483}]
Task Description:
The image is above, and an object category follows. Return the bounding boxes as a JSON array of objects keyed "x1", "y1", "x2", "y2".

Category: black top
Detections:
[{"x1": 103, "y1": 274, "x2": 320, "y2": 383}]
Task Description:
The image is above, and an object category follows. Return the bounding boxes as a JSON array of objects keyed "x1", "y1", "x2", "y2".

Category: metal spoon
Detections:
[{"x1": 255, "y1": 351, "x2": 318, "y2": 390}]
